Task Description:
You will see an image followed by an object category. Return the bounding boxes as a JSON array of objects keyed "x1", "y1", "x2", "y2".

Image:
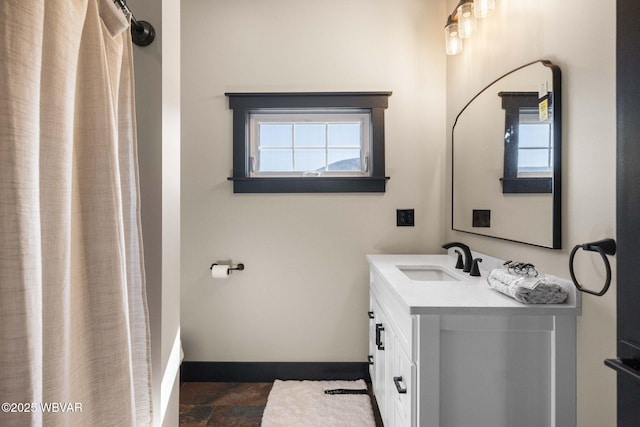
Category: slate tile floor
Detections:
[
  {"x1": 179, "y1": 382, "x2": 270, "y2": 426},
  {"x1": 179, "y1": 381, "x2": 384, "y2": 426}
]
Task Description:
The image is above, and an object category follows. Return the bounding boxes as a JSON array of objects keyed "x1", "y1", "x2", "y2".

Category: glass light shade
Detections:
[
  {"x1": 445, "y1": 23, "x2": 463, "y2": 55},
  {"x1": 457, "y1": 2, "x2": 477, "y2": 39},
  {"x1": 473, "y1": 0, "x2": 495, "y2": 19}
]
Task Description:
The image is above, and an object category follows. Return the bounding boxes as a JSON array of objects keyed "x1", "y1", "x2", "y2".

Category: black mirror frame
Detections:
[{"x1": 451, "y1": 59, "x2": 562, "y2": 249}]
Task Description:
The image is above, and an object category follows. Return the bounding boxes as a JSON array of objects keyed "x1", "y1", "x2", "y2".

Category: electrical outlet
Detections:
[{"x1": 397, "y1": 209, "x2": 415, "y2": 227}]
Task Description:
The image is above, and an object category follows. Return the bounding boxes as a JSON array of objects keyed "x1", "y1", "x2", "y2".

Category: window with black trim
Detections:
[
  {"x1": 226, "y1": 92, "x2": 391, "y2": 193},
  {"x1": 499, "y1": 91, "x2": 553, "y2": 194}
]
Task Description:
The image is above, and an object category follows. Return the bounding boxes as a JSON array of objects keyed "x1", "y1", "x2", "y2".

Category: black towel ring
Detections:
[{"x1": 569, "y1": 238, "x2": 616, "y2": 296}]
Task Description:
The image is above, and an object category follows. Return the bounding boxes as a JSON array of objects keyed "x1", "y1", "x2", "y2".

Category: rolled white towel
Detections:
[{"x1": 487, "y1": 269, "x2": 568, "y2": 304}]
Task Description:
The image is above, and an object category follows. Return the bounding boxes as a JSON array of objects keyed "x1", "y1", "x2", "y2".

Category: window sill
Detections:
[
  {"x1": 501, "y1": 177, "x2": 552, "y2": 193},
  {"x1": 227, "y1": 176, "x2": 390, "y2": 193}
]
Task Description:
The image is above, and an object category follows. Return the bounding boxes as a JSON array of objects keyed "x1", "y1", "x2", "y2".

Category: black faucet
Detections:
[{"x1": 442, "y1": 242, "x2": 473, "y2": 273}]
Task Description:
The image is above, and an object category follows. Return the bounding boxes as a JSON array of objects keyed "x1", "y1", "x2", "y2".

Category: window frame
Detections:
[{"x1": 226, "y1": 92, "x2": 391, "y2": 193}]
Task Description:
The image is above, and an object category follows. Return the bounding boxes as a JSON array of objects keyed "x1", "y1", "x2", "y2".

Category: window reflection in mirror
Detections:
[
  {"x1": 518, "y1": 109, "x2": 553, "y2": 177},
  {"x1": 499, "y1": 91, "x2": 553, "y2": 194}
]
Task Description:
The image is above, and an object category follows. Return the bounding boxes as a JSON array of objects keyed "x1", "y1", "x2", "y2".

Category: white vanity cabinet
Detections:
[
  {"x1": 367, "y1": 254, "x2": 581, "y2": 427},
  {"x1": 369, "y1": 271, "x2": 416, "y2": 427}
]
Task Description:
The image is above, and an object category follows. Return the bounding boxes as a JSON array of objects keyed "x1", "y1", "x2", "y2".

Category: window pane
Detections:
[
  {"x1": 519, "y1": 123, "x2": 551, "y2": 148},
  {"x1": 260, "y1": 149, "x2": 292, "y2": 171},
  {"x1": 259, "y1": 124, "x2": 292, "y2": 147},
  {"x1": 518, "y1": 149, "x2": 550, "y2": 169},
  {"x1": 294, "y1": 124, "x2": 326, "y2": 147},
  {"x1": 328, "y1": 123, "x2": 361, "y2": 147},
  {"x1": 248, "y1": 109, "x2": 373, "y2": 177},
  {"x1": 294, "y1": 149, "x2": 326, "y2": 171},
  {"x1": 328, "y1": 149, "x2": 361, "y2": 171}
]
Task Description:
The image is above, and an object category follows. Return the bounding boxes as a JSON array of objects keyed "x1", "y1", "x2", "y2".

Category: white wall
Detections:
[
  {"x1": 181, "y1": 0, "x2": 447, "y2": 362},
  {"x1": 444, "y1": 1, "x2": 616, "y2": 426},
  {"x1": 131, "y1": 0, "x2": 181, "y2": 425}
]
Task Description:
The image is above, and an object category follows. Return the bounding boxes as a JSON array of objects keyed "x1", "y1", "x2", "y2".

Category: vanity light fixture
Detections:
[
  {"x1": 445, "y1": 0, "x2": 496, "y2": 55},
  {"x1": 444, "y1": 16, "x2": 463, "y2": 55},
  {"x1": 473, "y1": 0, "x2": 495, "y2": 19},
  {"x1": 457, "y1": 0, "x2": 476, "y2": 39}
]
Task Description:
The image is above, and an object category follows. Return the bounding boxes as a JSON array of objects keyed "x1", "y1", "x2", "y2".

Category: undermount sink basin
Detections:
[{"x1": 397, "y1": 265, "x2": 463, "y2": 282}]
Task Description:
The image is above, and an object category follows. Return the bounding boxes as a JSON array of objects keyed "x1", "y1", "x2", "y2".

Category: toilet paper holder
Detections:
[{"x1": 210, "y1": 262, "x2": 245, "y2": 273}]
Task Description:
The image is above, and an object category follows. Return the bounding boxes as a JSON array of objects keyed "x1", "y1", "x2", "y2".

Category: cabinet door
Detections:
[
  {"x1": 383, "y1": 330, "x2": 395, "y2": 427},
  {"x1": 370, "y1": 297, "x2": 387, "y2": 419},
  {"x1": 391, "y1": 335, "x2": 415, "y2": 427}
]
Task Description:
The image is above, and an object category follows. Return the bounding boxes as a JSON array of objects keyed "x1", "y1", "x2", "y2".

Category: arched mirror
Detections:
[{"x1": 452, "y1": 60, "x2": 561, "y2": 248}]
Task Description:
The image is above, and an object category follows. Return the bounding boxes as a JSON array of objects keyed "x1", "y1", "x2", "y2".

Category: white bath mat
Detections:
[{"x1": 261, "y1": 379, "x2": 376, "y2": 427}]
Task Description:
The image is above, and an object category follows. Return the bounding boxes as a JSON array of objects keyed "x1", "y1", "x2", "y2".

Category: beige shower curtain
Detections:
[{"x1": 0, "y1": 0, "x2": 152, "y2": 426}]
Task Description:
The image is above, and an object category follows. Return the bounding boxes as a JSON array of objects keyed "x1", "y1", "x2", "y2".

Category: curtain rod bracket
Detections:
[
  {"x1": 130, "y1": 20, "x2": 155, "y2": 47},
  {"x1": 114, "y1": 0, "x2": 155, "y2": 47}
]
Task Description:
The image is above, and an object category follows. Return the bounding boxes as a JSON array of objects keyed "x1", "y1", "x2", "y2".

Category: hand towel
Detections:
[{"x1": 487, "y1": 269, "x2": 568, "y2": 304}]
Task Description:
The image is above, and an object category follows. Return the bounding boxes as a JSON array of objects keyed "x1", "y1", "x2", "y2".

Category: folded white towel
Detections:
[{"x1": 487, "y1": 269, "x2": 568, "y2": 304}]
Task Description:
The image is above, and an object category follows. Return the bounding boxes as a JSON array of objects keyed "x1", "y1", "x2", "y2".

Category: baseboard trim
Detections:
[{"x1": 180, "y1": 361, "x2": 371, "y2": 383}]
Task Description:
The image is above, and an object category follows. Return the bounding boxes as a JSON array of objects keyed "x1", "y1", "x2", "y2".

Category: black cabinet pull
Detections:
[
  {"x1": 375, "y1": 323, "x2": 385, "y2": 350},
  {"x1": 368, "y1": 311, "x2": 375, "y2": 319},
  {"x1": 368, "y1": 355, "x2": 374, "y2": 365},
  {"x1": 393, "y1": 376, "x2": 407, "y2": 394}
]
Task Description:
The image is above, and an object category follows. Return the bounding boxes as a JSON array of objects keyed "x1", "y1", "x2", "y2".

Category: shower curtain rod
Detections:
[{"x1": 114, "y1": 0, "x2": 155, "y2": 47}]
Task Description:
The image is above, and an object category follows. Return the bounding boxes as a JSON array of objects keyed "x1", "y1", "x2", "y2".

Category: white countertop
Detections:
[{"x1": 367, "y1": 253, "x2": 582, "y2": 316}]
